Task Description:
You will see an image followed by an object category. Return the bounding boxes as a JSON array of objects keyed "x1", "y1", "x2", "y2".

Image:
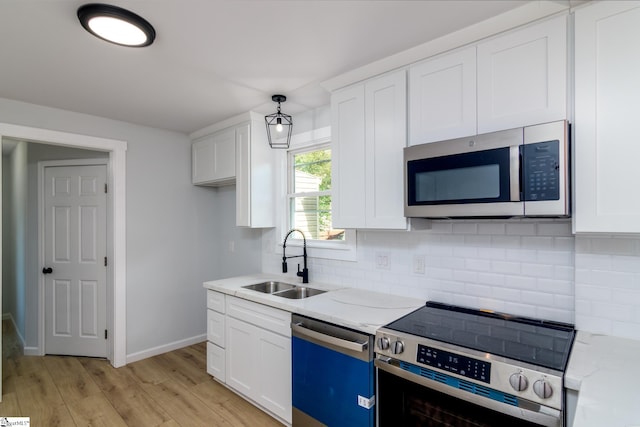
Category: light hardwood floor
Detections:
[{"x1": 0, "y1": 320, "x2": 284, "y2": 426}]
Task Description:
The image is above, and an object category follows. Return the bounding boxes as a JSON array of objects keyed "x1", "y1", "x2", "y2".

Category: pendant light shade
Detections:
[
  {"x1": 78, "y1": 3, "x2": 156, "y2": 47},
  {"x1": 265, "y1": 95, "x2": 293, "y2": 149}
]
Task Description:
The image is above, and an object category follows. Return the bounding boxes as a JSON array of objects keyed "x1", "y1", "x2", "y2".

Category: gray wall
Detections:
[{"x1": 0, "y1": 97, "x2": 262, "y2": 358}]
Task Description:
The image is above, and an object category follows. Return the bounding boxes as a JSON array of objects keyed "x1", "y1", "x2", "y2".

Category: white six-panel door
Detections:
[{"x1": 44, "y1": 164, "x2": 107, "y2": 357}]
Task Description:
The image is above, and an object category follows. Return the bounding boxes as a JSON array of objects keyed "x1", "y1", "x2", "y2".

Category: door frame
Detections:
[
  {"x1": 39, "y1": 159, "x2": 109, "y2": 358},
  {"x1": 0, "y1": 123, "x2": 127, "y2": 367}
]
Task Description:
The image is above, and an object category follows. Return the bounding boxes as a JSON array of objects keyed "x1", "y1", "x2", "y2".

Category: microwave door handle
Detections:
[{"x1": 510, "y1": 145, "x2": 521, "y2": 202}]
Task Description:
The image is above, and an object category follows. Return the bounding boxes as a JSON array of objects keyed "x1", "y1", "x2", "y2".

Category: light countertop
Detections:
[
  {"x1": 565, "y1": 331, "x2": 640, "y2": 427},
  {"x1": 203, "y1": 273, "x2": 425, "y2": 335}
]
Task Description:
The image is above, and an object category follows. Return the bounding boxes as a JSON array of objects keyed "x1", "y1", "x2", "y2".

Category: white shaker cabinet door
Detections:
[
  {"x1": 206, "y1": 341, "x2": 226, "y2": 383},
  {"x1": 574, "y1": 1, "x2": 640, "y2": 233},
  {"x1": 192, "y1": 128, "x2": 236, "y2": 185},
  {"x1": 477, "y1": 14, "x2": 567, "y2": 134},
  {"x1": 409, "y1": 45, "x2": 476, "y2": 145},
  {"x1": 365, "y1": 70, "x2": 407, "y2": 229},
  {"x1": 331, "y1": 84, "x2": 366, "y2": 229}
]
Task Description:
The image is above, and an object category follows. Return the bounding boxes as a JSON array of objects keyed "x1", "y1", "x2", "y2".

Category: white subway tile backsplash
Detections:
[
  {"x1": 521, "y1": 236, "x2": 555, "y2": 250},
  {"x1": 478, "y1": 223, "x2": 506, "y2": 235},
  {"x1": 453, "y1": 222, "x2": 478, "y2": 234},
  {"x1": 262, "y1": 220, "x2": 639, "y2": 336},
  {"x1": 506, "y1": 223, "x2": 537, "y2": 236}
]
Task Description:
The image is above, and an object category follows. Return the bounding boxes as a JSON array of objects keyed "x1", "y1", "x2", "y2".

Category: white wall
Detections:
[
  {"x1": 0, "y1": 97, "x2": 262, "y2": 358},
  {"x1": 2, "y1": 141, "x2": 27, "y2": 341}
]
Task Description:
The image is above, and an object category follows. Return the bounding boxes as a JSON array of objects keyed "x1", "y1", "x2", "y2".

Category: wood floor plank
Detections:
[
  {"x1": 102, "y1": 383, "x2": 174, "y2": 427},
  {"x1": 125, "y1": 357, "x2": 170, "y2": 386},
  {"x1": 43, "y1": 356, "x2": 103, "y2": 404},
  {"x1": 154, "y1": 348, "x2": 211, "y2": 388},
  {"x1": 15, "y1": 369, "x2": 65, "y2": 414},
  {"x1": 139, "y1": 379, "x2": 228, "y2": 427},
  {"x1": 79, "y1": 357, "x2": 138, "y2": 393},
  {"x1": 0, "y1": 392, "x2": 22, "y2": 416},
  {"x1": 192, "y1": 380, "x2": 284, "y2": 427},
  {"x1": 27, "y1": 403, "x2": 78, "y2": 427},
  {"x1": 67, "y1": 394, "x2": 128, "y2": 427}
]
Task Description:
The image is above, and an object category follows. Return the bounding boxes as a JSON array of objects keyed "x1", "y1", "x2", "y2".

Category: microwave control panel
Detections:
[{"x1": 521, "y1": 140, "x2": 560, "y2": 201}]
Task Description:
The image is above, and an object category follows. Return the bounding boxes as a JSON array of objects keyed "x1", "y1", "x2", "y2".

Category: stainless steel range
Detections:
[{"x1": 375, "y1": 302, "x2": 575, "y2": 427}]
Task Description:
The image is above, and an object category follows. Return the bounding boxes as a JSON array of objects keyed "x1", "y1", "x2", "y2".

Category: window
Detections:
[{"x1": 287, "y1": 145, "x2": 344, "y2": 241}]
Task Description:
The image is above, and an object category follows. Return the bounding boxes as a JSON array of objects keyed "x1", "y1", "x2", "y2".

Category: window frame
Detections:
[{"x1": 276, "y1": 127, "x2": 356, "y2": 261}]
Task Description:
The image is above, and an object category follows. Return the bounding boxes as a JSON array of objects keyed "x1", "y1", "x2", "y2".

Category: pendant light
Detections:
[
  {"x1": 265, "y1": 95, "x2": 293, "y2": 149},
  {"x1": 77, "y1": 3, "x2": 156, "y2": 47}
]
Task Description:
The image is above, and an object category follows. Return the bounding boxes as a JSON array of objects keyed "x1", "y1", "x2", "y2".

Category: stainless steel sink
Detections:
[
  {"x1": 242, "y1": 281, "x2": 326, "y2": 299},
  {"x1": 273, "y1": 287, "x2": 327, "y2": 299},
  {"x1": 242, "y1": 281, "x2": 296, "y2": 293}
]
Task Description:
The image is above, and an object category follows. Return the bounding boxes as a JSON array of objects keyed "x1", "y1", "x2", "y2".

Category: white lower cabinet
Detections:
[{"x1": 206, "y1": 291, "x2": 292, "y2": 424}]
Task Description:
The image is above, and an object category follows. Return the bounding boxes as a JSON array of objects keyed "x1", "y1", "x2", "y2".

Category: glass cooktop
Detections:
[{"x1": 384, "y1": 301, "x2": 575, "y2": 371}]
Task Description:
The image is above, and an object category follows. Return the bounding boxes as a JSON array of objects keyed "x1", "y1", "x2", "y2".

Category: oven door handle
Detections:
[{"x1": 291, "y1": 322, "x2": 368, "y2": 353}]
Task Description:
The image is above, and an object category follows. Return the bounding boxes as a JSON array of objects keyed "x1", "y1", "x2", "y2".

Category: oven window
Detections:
[{"x1": 378, "y1": 370, "x2": 543, "y2": 427}]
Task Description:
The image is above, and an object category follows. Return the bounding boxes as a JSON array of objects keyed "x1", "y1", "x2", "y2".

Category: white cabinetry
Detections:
[
  {"x1": 212, "y1": 295, "x2": 291, "y2": 423},
  {"x1": 409, "y1": 46, "x2": 476, "y2": 145},
  {"x1": 477, "y1": 14, "x2": 567, "y2": 133},
  {"x1": 332, "y1": 70, "x2": 407, "y2": 229},
  {"x1": 408, "y1": 15, "x2": 567, "y2": 145},
  {"x1": 191, "y1": 112, "x2": 274, "y2": 228},
  {"x1": 574, "y1": 1, "x2": 640, "y2": 233},
  {"x1": 206, "y1": 291, "x2": 226, "y2": 382},
  {"x1": 192, "y1": 128, "x2": 236, "y2": 185}
]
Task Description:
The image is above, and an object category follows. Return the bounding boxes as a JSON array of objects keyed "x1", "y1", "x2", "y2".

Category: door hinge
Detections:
[
  {"x1": 104, "y1": 183, "x2": 108, "y2": 193},
  {"x1": 104, "y1": 329, "x2": 108, "y2": 340},
  {"x1": 104, "y1": 256, "x2": 108, "y2": 267}
]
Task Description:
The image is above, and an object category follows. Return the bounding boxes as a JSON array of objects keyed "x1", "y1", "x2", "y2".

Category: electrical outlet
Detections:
[
  {"x1": 413, "y1": 254, "x2": 425, "y2": 274},
  {"x1": 358, "y1": 395, "x2": 375, "y2": 409},
  {"x1": 375, "y1": 252, "x2": 390, "y2": 270}
]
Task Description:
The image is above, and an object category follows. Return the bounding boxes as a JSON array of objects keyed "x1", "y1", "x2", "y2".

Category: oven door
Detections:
[{"x1": 376, "y1": 358, "x2": 563, "y2": 427}]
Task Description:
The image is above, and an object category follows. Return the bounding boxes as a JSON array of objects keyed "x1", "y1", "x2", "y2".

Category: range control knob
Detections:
[
  {"x1": 509, "y1": 372, "x2": 529, "y2": 392},
  {"x1": 391, "y1": 340, "x2": 405, "y2": 355},
  {"x1": 533, "y1": 379, "x2": 553, "y2": 399},
  {"x1": 377, "y1": 337, "x2": 390, "y2": 351}
]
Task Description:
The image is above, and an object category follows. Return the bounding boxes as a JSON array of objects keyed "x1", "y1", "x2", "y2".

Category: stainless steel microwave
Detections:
[{"x1": 404, "y1": 120, "x2": 569, "y2": 218}]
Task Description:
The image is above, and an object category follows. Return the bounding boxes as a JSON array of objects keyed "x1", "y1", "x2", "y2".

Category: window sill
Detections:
[{"x1": 276, "y1": 230, "x2": 357, "y2": 262}]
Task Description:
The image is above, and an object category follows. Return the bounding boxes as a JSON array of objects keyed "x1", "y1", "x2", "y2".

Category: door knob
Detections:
[{"x1": 42, "y1": 267, "x2": 53, "y2": 274}]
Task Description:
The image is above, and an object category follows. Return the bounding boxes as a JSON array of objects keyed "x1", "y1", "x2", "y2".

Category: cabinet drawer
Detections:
[
  {"x1": 226, "y1": 296, "x2": 291, "y2": 337},
  {"x1": 207, "y1": 309, "x2": 225, "y2": 347},
  {"x1": 207, "y1": 290, "x2": 225, "y2": 313},
  {"x1": 207, "y1": 341, "x2": 226, "y2": 383}
]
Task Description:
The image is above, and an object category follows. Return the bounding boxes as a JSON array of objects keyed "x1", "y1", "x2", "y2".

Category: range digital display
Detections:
[{"x1": 417, "y1": 344, "x2": 491, "y2": 384}]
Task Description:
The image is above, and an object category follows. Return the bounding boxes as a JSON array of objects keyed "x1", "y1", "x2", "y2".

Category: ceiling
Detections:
[{"x1": 0, "y1": 1, "x2": 535, "y2": 135}]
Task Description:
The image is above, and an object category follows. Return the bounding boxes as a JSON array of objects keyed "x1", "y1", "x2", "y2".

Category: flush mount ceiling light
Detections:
[
  {"x1": 265, "y1": 95, "x2": 293, "y2": 149},
  {"x1": 77, "y1": 3, "x2": 155, "y2": 47}
]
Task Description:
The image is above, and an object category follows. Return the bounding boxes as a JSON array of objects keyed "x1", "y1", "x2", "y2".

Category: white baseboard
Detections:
[
  {"x1": 23, "y1": 347, "x2": 41, "y2": 356},
  {"x1": 126, "y1": 334, "x2": 207, "y2": 364}
]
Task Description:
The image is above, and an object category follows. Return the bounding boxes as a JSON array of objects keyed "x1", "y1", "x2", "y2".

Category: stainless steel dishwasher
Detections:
[{"x1": 291, "y1": 314, "x2": 375, "y2": 427}]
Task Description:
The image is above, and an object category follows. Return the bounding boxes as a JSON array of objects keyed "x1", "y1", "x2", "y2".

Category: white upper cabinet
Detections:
[
  {"x1": 409, "y1": 46, "x2": 477, "y2": 145},
  {"x1": 331, "y1": 84, "x2": 366, "y2": 229},
  {"x1": 332, "y1": 70, "x2": 407, "y2": 229},
  {"x1": 192, "y1": 128, "x2": 236, "y2": 185},
  {"x1": 477, "y1": 15, "x2": 567, "y2": 134},
  {"x1": 574, "y1": 1, "x2": 640, "y2": 233},
  {"x1": 191, "y1": 112, "x2": 275, "y2": 228}
]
